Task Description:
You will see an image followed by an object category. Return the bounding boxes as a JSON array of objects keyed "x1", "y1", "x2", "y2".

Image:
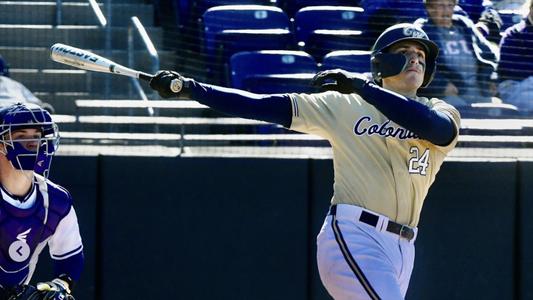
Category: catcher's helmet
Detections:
[
  {"x1": 0, "y1": 103, "x2": 59, "y2": 177},
  {"x1": 370, "y1": 23, "x2": 439, "y2": 88}
]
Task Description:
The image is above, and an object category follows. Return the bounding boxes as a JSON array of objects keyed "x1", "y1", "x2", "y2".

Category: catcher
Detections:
[{"x1": 0, "y1": 103, "x2": 83, "y2": 300}]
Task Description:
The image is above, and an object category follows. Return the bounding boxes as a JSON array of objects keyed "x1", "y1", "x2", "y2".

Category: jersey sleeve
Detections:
[
  {"x1": 288, "y1": 91, "x2": 351, "y2": 140},
  {"x1": 48, "y1": 207, "x2": 84, "y2": 261},
  {"x1": 430, "y1": 98, "x2": 461, "y2": 153}
]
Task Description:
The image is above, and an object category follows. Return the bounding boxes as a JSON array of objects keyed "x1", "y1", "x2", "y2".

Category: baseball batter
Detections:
[
  {"x1": 150, "y1": 23, "x2": 460, "y2": 299},
  {"x1": 0, "y1": 103, "x2": 83, "y2": 300}
]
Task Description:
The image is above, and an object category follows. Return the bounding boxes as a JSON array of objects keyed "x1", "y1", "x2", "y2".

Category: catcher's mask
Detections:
[
  {"x1": 370, "y1": 23, "x2": 439, "y2": 88},
  {"x1": 0, "y1": 103, "x2": 59, "y2": 178}
]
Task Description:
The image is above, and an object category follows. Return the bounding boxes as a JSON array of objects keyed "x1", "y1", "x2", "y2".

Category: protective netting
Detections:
[{"x1": 0, "y1": 0, "x2": 531, "y2": 157}]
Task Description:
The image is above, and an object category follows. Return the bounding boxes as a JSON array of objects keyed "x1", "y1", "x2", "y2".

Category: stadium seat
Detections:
[
  {"x1": 203, "y1": 5, "x2": 290, "y2": 51},
  {"x1": 294, "y1": 6, "x2": 367, "y2": 60},
  {"x1": 321, "y1": 50, "x2": 371, "y2": 73},
  {"x1": 202, "y1": 5, "x2": 292, "y2": 84},
  {"x1": 278, "y1": 0, "x2": 360, "y2": 17},
  {"x1": 191, "y1": 0, "x2": 273, "y2": 25},
  {"x1": 498, "y1": 9, "x2": 524, "y2": 31},
  {"x1": 230, "y1": 50, "x2": 318, "y2": 93}
]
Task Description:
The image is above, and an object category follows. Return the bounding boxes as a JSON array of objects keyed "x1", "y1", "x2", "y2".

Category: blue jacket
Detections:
[
  {"x1": 415, "y1": 14, "x2": 499, "y2": 99},
  {"x1": 497, "y1": 17, "x2": 533, "y2": 82}
]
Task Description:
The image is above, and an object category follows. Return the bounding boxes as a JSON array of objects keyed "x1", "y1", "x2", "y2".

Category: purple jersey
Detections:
[{"x1": 0, "y1": 175, "x2": 83, "y2": 289}]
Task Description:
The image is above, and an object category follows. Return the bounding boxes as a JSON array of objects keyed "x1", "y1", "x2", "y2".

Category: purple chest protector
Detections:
[{"x1": 0, "y1": 178, "x2": 67, "y2": 288}]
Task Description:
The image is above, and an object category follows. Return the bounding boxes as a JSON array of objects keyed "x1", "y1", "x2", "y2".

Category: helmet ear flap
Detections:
[{"x1": 371, "y1": 53, "x2": 408, "y2": 85}]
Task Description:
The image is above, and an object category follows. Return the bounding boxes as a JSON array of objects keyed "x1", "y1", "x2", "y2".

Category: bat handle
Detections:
[
  {"x1": 138, "y1": 72, "x2": 154, "y2": 82},
  {"x1": 138, "y1": 71, "x2": 182, "y2": 93}
]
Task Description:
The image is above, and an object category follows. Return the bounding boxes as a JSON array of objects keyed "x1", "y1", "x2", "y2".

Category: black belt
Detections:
[{"x1": 329, "y1": 205, "x2": 415, "y2": 241}]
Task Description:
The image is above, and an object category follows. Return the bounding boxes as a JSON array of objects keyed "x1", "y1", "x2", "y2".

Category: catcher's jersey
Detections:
[
  {"x1": 289, "y1": 91, "x2": 460, "y2": 227},
  {"x1": 0, "y1": 175, "x2": 83, "y2": 288}
]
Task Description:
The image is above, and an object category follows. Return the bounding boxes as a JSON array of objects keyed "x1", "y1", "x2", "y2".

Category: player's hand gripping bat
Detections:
[{"x1": 49, "y1": 43, "x2": 182, "y2": 92}]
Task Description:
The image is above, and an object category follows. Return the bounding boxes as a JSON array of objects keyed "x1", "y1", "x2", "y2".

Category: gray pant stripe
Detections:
[{"x1": 331, "y1": 215, "x2": 381, "y2": 300}]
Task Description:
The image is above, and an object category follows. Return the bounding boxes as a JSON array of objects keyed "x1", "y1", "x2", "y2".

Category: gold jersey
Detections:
[{"x1": 289, "y1": 91, "x2": 461, "y2": 227}]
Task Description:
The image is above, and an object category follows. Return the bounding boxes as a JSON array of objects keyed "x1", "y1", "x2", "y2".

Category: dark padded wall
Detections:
[
  {"x1": 308, "y1": 159, "x2": 334, "y2": 300},
  {"x1": 98, "y1": 156, "x2": 310, "y2": 300},
  {"x1": 519, "y1": 161, "x2": 533, "y2": 300},
  {"x1": 29, "y1": 157, "x2": 531, "y2": 300},
  {"x1": 408, "y1": 161, "x2": 517, "y2": 300}
]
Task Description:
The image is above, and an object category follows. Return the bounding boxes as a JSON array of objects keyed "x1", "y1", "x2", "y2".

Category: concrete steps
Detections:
[
  {"x1": 0, "y1": 25, "x2": 163, "y2": 49},
  {"x1": 0, "y1": 2, "x2": 154, "y2": 26},
  {"x1": 52, "y1": 114, "x2": 271, "y2": 134},
  {"x1": 9, "y1": 68, "x2": 159, "y2": 94},
  {"x1": 34, "y1": 91, "x2": 92, "y2": 113},
  {"x1": 73, "y1": 99, "x2": 227, "y2": 118},
  {"x1": 0, "y1": 0, "x2": 183, "y2": 126},
  {"x1": 0, "y1": 47, "x2": 176, "y2": 70}
]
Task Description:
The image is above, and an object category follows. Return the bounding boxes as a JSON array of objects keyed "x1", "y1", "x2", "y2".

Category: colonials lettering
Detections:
[{"x1": 354, "y1": 116, "x2": 419, "y2": 140}]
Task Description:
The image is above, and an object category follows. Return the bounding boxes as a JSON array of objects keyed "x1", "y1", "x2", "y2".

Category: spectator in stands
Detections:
[
  {"x1": 415, "y1": 0, "x2": 500, "y2": 108},
  {"x1": 497, "y1": 0, "x2": 533, "y2": 112},
  {"x1": 0, "y1": 55, "x2": 54, "y2": 113},
  {"x1": 475, "y1": 5, "x2": 504, "y2": 44}
]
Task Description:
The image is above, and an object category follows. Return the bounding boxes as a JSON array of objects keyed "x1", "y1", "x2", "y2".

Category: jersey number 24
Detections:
[{"x1": 408, "y1": 146, "x2": 430, "y2": 175}]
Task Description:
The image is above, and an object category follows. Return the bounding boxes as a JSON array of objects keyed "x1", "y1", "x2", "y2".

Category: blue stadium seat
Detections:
[
  {"x1": 202, "y1": 5, "x2": 292, "y2": 84},
  {"x1": 230, "y1": 50, "x2": 318, "y2": 93},
  {"x1": 294, "y1": 6, "x2": 366, "y2": 44},
  {"x1": 278, "y1": 0, "x2": 360, "y2": 17},
  {"x1": 498, "y1": 9, "x2": 524, "y2": 31},
  {"x1": 203, "y1": 5, "x2": 290, "y2": 52},
  {"x1": 321, "y1": 50, "x2": 371, "y2": 73},
  {"x1": 294, "y1": 6, "x2": 368, "y2": 60},
  {"x1": 193, "y1": 0, "x2": 273, "y2": 24}
]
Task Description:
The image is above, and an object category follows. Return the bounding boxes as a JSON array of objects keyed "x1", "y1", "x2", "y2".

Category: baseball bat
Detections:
[
  {"x1": 50, "y1": 43, "x2": 154, "y2": 81},
  {"x1": 50, "y1": 43, "x2": 184, "y2": 93}
]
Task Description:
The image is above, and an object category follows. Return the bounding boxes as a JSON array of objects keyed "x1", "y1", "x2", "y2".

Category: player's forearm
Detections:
[
  {"x1": 53, "y1": 251, "x2": 84, "y2": 282},
  {"x1": 187, "y1": 80, "x2": 293, "y2": 127},
  {"x1": 360, "y1": 83, "x2": 456, "y2": 146}
]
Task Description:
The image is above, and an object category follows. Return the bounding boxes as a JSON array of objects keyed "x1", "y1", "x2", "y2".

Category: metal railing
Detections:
[
  {"x1": 84, "y1": 1, "x2": 158, "y2": 117},
  {"x1": 55, "y1": 0, "x2": 63, "y2": 26},
  {"x1": 128, "y1": 16, "x2": 160, "y2": 117},
  {"x1": 88, "y1": 0, "x2": 108, "y2": 27}
]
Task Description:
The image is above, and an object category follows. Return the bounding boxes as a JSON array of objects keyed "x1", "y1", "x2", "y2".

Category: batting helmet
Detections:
[
  {"x1": 0, "y1": 103, "x2": 59, "y2": 177},
  {"x1": 370, "y1": 23, "x2": 439, "y2": 88}
]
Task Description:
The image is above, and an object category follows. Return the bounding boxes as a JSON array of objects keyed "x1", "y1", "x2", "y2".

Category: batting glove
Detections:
[
  {"x1": 150, "y1": 70, "x2": 192, "y2": 99},
  {"x1": 311, "y1": 69, "x2": 369, "y2": 94},
  {"x1": 27, "y1": 275, "x2": 75, "y2": 300}
]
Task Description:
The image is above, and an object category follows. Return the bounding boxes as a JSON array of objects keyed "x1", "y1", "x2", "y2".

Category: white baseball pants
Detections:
[{"x1": 317, "y1": 204, "x2": 418, "y2": 300}]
